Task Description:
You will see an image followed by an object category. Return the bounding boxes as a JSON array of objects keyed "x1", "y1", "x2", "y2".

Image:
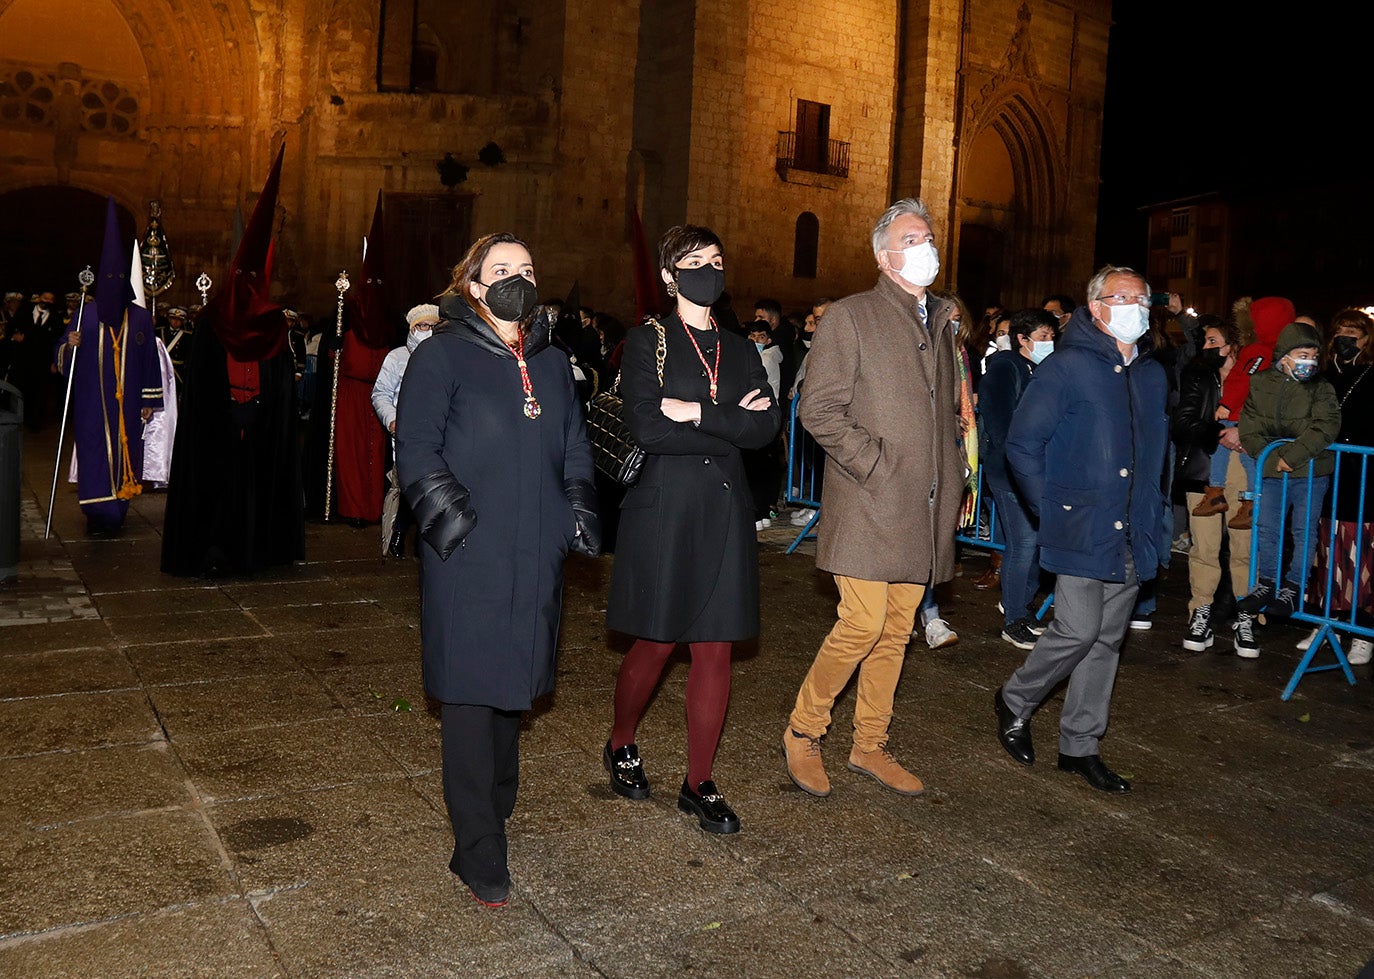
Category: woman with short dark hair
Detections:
[
  {"x1": 603, "y1": 225, "x2": 781, "y2": 834},
  {"x1": 397, "y1": 232, "x2": 599, "y2": 907}
]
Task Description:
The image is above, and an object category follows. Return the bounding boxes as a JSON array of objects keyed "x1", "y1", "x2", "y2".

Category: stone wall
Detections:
[{"x1": 0, "y1": 0, "x2": 1112, "y2": 324}]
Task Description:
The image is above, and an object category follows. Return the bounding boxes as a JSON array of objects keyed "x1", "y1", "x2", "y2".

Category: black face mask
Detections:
[
  {"x1": 675, "y1": 265, "x2": 725, "y2": 307},
  {"x1": 1334, "y1": 335, "x2": 1361, "y2": 362},
  {"x1": 1199, "y1": 348, "x2": 1226, "y2": 371},
  {"x1": 480, "y1": 275, "x2": 538, "y2": 323}
]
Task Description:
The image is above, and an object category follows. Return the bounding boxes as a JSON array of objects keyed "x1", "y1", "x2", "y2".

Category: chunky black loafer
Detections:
[
  {"x1": 677, "y1": 778, "x2": 741, "y2": 835},
  {"x1": 604, "y1": 741, "x2": 650, "y2": 800}
]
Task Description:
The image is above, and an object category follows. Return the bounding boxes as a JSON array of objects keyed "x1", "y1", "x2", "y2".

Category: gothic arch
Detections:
[{"x1": 955, "y1": 81, "x2": 1065, "y2": 308}]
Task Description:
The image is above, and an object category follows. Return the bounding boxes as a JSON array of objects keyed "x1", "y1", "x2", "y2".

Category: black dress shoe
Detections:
[
  {"x1": 1057, "y1": 753, "x2": 1131, "y2": 793},
  {"x1": 677, "y1": 779, "x2": 740, "y2": 835},
  {"x1": 448, "y1": 847, "x2": 511, "y2": 907},
  {"x1": 994, "y1": 687, "x2": 1034, "y2": 766},
  {"x1": 603, "y1": 742, "x2": 650, "y2": 800}
]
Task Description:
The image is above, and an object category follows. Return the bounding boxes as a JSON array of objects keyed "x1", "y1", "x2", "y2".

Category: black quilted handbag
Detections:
[{"x1": 587, "y1": 318, "x2": 665, "y2": 486}]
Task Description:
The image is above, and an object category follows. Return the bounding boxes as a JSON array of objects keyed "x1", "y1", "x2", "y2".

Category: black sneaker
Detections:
[
  {"x1": 1232, "y1": 612, "x2": 1260, "y2": 659},
  {"x1": 1237, "y1": 581, "x2": 1274, "y2": 615},
  {"x1": 1266, "y1": 581, "x2": 1301, "y2": 618},
  {"x1": 1001, "y1": 618, "x2": 1038, "y2": 650},
  {"x1": 1182, "y1": 604, "x2": 1214, "y2": 652},
  {"x1": 1129, "y1": 611, "x2": 1154, "y2": 631},
  {"x1": 1026, "y1": 618, "x2": 1048, "y2": 636}
]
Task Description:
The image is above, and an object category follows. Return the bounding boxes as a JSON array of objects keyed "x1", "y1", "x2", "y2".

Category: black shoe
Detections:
[
  {"x1": 1237, "y1": 580, "x2": 1274, "y2": 615},
  {"x1": 603, "y1": 741, "x2": 650, "y2": 800},
  {"x1": 677, "y1": 779, "x2": 740, "y2": 834},
  {"x1": 1128, "y1": 611, "x2": 1154, "y2": 631},
  {"x1": 1057, "y1": 753, "x2": 1131, "y2": 793},
  {"x1": 1266, "y1": 581, "x2": 1300, "y2": 618},
  {"x1": 1182, "y1": 604, "x2": 1214, "y2": 652},
  {"x1": 994, "y1": 687, "x2": 1034, "y2": 766},
  {"x1": 387, "y1": 526, "x2": 405, "y2": 558},
  {"x1": 448, "y1": 847, "x2": 511, "y2": 907}
]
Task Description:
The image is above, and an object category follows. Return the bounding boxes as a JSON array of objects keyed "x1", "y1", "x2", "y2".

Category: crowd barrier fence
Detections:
[
  {"x1": 1249, "y1": 439, "x2": 1372, "y2": 700},
  {"x1": 784, "y1": 394, "x2": 822, "y2": 554}
]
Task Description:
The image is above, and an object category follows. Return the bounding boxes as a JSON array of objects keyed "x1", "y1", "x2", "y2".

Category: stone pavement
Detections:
[{"x1": 3, "y1": 429, "x2": 1374, "y2": 979}]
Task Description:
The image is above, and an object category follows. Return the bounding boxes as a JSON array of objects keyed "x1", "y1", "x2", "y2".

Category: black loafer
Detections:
[
  {"x1": 677, "y1": 779, "x2": 740, "y2": 834},
  {"x1": 604, "y1": 741, "x2": 650, "y2": 800},
  {"x1": 994, "y1": 687, "x2": 1034, "y2": 766},
  {"x1": 449, "y1": 847, "x2": 510, "y2": 907},
  {"x1": 1057, "y1": 753, "x2": 1131, "y2": 793}
]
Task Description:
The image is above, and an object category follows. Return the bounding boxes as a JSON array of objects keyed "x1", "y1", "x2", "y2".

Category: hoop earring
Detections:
[{"x1": 665, "y1": 282, "x2": 678, "y2": 298}]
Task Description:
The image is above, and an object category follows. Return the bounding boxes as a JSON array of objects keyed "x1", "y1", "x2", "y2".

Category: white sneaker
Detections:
[
  {"x1": 790, "y1": 508, "x2": 817, "y2": 526},
  {"x1": 924, "y1": 618, "x2": 959, "y2": 649},
  {"x1": 1349, "y1": 639, "x2": 1373, "y2": 666},
  {"x1": 1295, "y1": 627, "x2": 1319, "y2": 652}
]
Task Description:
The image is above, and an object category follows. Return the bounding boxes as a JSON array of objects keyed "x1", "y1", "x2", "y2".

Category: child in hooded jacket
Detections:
[{"x1": 1234, "y1": 320, "x2": 1342, "y2": 644}]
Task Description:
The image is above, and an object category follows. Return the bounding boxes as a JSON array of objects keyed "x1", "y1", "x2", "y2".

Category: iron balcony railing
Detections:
[{"x1": 776, "y1": 131, "x2": 849, "y2": 178}]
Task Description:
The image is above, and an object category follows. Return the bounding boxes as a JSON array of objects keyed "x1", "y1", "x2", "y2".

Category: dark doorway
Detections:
[
  {"x1": 956, "y1": 222, "x2": 1005, "y2": 316},
  {"x1": 0, "y1": 186, "x2": 135, "y2": 295},
  {"x1": 382, "y1": 192, "x2": 473, "y2": 325}
]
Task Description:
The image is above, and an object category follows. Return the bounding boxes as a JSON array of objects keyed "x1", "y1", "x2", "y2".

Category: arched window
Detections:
[{"x1": 793, "y1": 212, "x2": 819, "y2": 278}]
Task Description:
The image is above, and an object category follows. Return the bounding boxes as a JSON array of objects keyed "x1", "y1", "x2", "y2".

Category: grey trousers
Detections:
[{"x1": 1001, "y1": 553, "x2": 1139, "y2": 756}]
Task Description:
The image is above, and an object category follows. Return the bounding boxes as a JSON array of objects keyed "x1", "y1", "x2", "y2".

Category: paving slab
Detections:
[
  {"x1": 0, "y1": 900, "x2": 284, "y2": 978},
  {"x1": 0, "y1": 810, "x2": 234, "y2": 937},
  {"x1": 0, "y1": 742, "x2": 192, "y2": 829},
  {"x1": 0, "y1": 689, "x2": 162, "y2": 757}
]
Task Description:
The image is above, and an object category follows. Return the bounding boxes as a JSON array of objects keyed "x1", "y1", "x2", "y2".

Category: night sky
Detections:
[{"x1": 1094, "y1": 1, "x2": 1366, "y2": 302}]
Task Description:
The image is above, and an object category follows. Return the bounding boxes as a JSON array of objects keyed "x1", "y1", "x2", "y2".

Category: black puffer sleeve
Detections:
[{"x1": 404, "y1": 469, "x2": 477, "y2": 560}]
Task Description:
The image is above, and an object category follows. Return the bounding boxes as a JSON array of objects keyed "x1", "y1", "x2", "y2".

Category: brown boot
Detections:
[
  {"x1": 847, "y1": 745, "x2": 925, "y2": 796},
  {"x1": 783, "y1": 728, "x2": 830, "y2": 797},
  {"x1": 972, "y1": 553, "x2": 1002, "y2": 590},
  {"x1": 1227, "y1": 499, "x2": 1253, "y2": 530},
  {"x1": 1191, "y1": 485, "x2": 1229, "y2": 516}
]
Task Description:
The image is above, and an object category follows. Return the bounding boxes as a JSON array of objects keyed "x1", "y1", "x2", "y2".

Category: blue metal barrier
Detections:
[
  {"x1": 784, "y1": 394, "x2": 822, "y2": 554},
  {"x1": 1248, "y1": 439, "x2": 1373, "y2": 699}
]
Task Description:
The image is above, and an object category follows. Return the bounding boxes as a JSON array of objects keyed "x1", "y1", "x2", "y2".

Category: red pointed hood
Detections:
[
  {"x1": 349, "y1": 191, "x2": 391, "y2": 349},
  {"x1": 214, "y1": 144, "x2": 289, "y2": 362},
  {"x1": 1249, "y1": 296, "x2": 1295, "y2": 346}
]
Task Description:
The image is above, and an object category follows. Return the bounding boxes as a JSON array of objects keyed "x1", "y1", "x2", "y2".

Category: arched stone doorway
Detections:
[
  {"x1": 953, "y1": 88, "x2": 1062, "y2": 312},
  {"x1": 0, "y1": 186, "x2": 135, "y2": 294}
]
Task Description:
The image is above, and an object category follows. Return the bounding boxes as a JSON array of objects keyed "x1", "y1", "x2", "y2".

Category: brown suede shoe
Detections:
[
  {"x1": 1227, "y1": 499, "x2": 1253, "y2": 530},
  {"x1": 847, "y1": 745, "x2": 925, "y2": 796},
  {"x1": 1191, "y1": 485, "x2": 1228, "y2": 516},
  {"x1": 783, "y1": 728, "x2": 830, "y2": 797}
]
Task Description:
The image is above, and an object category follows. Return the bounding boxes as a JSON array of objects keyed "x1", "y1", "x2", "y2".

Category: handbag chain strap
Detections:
[{"x1": 609, "y1": 317, "x2": 667, "y2": 394}]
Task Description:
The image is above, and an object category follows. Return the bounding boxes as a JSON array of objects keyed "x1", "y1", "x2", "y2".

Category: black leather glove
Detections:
[
  {"x1": 565, "y1": 477, "x2": 601, "y2": 557},
  {"x1": 403, "y1": 469, "x2": 477, "y2": 560}
]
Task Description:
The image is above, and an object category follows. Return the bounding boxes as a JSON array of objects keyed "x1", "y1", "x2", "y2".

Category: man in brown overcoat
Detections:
[{"x1": 783, "y1": 198, "x2": 964, "y2": 797}]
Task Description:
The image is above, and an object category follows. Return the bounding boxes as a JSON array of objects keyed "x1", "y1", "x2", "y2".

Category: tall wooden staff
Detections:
[
  {"x1": 45, "y1": 266, "x2": 95, "y2": 539},
  {"x1": 324, "y1": 271, "x2": 349, "y2": 521}
]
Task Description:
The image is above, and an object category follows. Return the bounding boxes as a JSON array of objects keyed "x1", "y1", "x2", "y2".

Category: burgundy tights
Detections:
[{"x1": 610, "y1": 639, "x2": 732, "y2": 788}]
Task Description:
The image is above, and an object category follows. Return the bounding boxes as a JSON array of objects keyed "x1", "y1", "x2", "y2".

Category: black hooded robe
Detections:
[{"x1": 160, "y1": 310, "x2": 305, "y2": 576}]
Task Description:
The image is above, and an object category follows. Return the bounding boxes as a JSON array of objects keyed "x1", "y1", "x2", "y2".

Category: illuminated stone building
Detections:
[{"x1": 0, "y1": 0, "x2": 1111, "y2": 323}]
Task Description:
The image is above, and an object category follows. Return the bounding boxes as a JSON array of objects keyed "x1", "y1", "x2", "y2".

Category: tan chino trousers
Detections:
[
  {"x1": 789, "y1": 575, "x2": 925, "y2": 752},
  {"x1": 1186, "y1": 451, "x2": 1253, "y2": 614}
]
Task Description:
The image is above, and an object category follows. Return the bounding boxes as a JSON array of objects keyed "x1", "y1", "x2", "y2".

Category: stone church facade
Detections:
[{"x1": 0, "y1": 0, "x2": 1110, "y2": 323}]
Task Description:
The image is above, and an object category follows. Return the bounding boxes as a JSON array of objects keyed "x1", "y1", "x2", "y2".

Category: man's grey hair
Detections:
[
  {"x1": 871, "y1": 198, "x2": 933, "y2": 256},
  {"x1": 1086, "y1": 265, "x2": 1149, "y2": 307}
]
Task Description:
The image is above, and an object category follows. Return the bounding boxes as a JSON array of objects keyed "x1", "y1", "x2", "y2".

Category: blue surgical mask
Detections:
[
  {"x1": 754, "y1": 341, "x2": 766, "y2": 354},
  {"x1": 1030, "y1": 340, "x2": 1054, "y2": 364}
]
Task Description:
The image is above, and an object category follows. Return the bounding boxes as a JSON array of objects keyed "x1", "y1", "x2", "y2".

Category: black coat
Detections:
[
  {"x1": 396, "y1": 298, "x2": 593, "y2": 710},
  {"x1": 1171, "y1": 359, "x2": 1223, "y2": 496},
  {"x1": 606, "y1": 315, "x2": 782, "y2": 642},
  {"x1": 1328, "y1": 360, "x2": 1374, "y2": 521}
]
